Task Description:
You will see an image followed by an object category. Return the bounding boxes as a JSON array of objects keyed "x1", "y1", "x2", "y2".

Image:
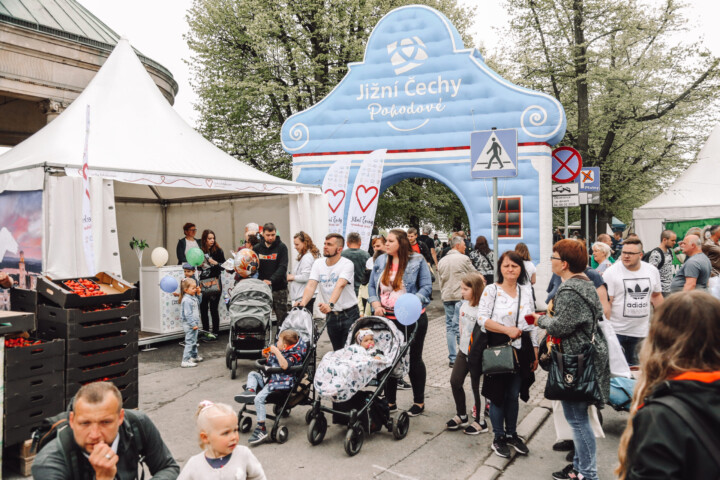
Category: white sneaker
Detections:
[
  {"x1": 193, "y1": 356, "x2": 204, "y2": 362},
  {"x1": 181, "y1": 360, "x2": 197, "y2": 368}
]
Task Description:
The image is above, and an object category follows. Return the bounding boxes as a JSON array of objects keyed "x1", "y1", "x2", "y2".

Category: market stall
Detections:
[{"x1": 0, "y1": 39, "x2": 327, "y2": 342}]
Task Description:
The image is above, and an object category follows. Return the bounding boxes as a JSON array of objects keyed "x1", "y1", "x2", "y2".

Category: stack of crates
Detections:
[
  {"x1": 3, "y1": 332, "x2": 65, "y2": 447},
  {"x1": 35, "y1": 273, "x2": 139, "y2": 409}
]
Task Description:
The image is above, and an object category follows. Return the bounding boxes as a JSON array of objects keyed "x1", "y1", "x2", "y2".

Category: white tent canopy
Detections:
[
  {"x1": 0, "y1": 39, "x2": 326, "y2": 280},
  {"x1": 634, "y1": 124, "x2": 720, "y2": 243}
]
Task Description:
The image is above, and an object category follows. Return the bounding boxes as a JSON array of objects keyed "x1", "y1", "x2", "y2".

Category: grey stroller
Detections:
[{"x1": 225, "y1": 278, "x2": 273, "y2": 379}]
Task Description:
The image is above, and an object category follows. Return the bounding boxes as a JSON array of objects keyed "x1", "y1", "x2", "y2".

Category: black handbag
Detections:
[
  {"x1": 544, "y1": 288, "x2": 603, "y2": 403},
  {"x1": 199, "y1": 268, "x2": 221, "y2": 297},
  {"x1": 482, "y1": 285, "x2": 521, "y2": 375}
]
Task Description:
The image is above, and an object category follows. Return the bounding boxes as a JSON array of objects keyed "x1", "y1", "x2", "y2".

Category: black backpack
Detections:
[
  {"x1": 642, "y1": 247, "x2": 671, "y2": 269},
  {"x1": 32, "y1": 409, "x2": 147, "y2": 480}
]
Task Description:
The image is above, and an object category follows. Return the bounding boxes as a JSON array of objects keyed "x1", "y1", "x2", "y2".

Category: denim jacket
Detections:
[
  {"x1": 368, "y1": 253, "x2": 432, "y2": 308},
  {"x1": 181, "y1": 294, "x2": 201, "y2": 328}
]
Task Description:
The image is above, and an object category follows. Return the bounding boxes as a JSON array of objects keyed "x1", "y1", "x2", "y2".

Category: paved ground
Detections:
[{"x1": 5, "y1": 284, "x2": 624, "y2": 479}]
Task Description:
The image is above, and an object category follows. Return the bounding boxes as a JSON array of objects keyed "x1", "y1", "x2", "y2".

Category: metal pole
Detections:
[
  {"x1": 585, "y1": 204, "x2": 590, "y2": 251},
  {"x1": 492, "y1": 177, "x2": 499, "y2": 274},
  {"x1": 564, "y1": 207, "x2": 569, "y2": 239}
]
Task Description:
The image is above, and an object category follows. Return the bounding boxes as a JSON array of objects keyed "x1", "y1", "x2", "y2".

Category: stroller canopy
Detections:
[
  {"x1": 280, "y1": 308, "x2": 315, "y2": 347},
  {"x1": 228, "y1": 278, "x2": 273, "y2": 326}
]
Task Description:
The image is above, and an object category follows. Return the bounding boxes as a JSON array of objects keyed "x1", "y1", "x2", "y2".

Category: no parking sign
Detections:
[{"x1": 551, "y1": 147, "x2": 583, "y2": 183}]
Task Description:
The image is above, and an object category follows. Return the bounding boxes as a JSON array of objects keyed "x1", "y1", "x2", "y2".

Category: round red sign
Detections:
[{"x1": 551, "y1": 147, "x2": 583, "y2": 184}]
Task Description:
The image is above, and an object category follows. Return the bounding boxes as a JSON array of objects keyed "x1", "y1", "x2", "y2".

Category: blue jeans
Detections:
[
  {"x1": 182, "y1": 324, "x2": 198, "y2": 362},
  {"x1": 616, "y1": 334, "x2": 643, "y2": 366},
  {"x1": 247, "y1": 371, "x2": 272, "y2": 422},
  {"x1": 561, "y1": 400, "x2": 598, "y2": 480},
  {"x1": 489, "y1": 373, "x2": 522, "y2": 439},
  {"x1": 326, "y1": 305, "x2": 360, "y2": 351},
  {"x1": 443, "y1": 301, "x2": 461, "y2": 362}
]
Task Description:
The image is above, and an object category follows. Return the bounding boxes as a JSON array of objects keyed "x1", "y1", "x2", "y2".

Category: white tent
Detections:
[
  {"x1": 0, "y1": 39, "x2": 326, "y2": 281},
  {"x1": 634, "y1": 124, "x2": 720, "y2": 244}
]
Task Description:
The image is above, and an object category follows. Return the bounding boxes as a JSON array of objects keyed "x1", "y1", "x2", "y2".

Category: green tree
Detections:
[
  {"x1": 186, "y1": 0, "x2": 474, "y2": 179},
  {"x1": 492, "y1": 0, "x2": 720, "y2": 235},
  {"x1": 375, "y1": 178, "x2": 469, "y2": 232}
]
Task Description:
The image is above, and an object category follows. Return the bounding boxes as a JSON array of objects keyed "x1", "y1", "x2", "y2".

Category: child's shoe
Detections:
[
  {"x1": 181, "y1": 360, "x2": 197, "y2": 368},
  {"x1": 234, "y1": 389, "x2": 256, "y2": 403},
  {"x1": 248, "y1": 425, "x2": 267, "y2": 445},
  {"x1": 193, "y1": 356, "x2": 204, "y2": 362}
]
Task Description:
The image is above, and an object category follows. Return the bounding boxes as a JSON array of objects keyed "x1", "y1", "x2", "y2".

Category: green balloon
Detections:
[{"x1": 187, "y1": 247, "x2": 204, "y2": 266}]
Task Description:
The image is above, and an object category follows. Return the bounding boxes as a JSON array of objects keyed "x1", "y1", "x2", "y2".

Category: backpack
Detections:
[
  {"x1": 642, "y1": 247, "x2": 671, "y2": 269},
  {"x1": 32, "y1": 408, "x2": 147, "y2": 480}
]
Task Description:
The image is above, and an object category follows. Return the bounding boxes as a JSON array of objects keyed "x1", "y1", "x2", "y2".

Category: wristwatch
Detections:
[{"x1": 328, "y1": 302, "x2": 335, "y2": 310}]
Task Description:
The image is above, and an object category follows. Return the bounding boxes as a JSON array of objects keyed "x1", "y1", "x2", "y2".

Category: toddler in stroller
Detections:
[
  {"x1": 308, "y1": 316, "x2": 413, "y2": 456},
  {"x1": 234, "y1": 307, "x2": 322, "y2": 446},
  {"x1": 235, "y1": 329, "x2": 306, "y2": 445}
]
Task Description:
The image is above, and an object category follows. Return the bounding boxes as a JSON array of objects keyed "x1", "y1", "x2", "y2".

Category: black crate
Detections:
[
  {"x1": 4, "y1": 371, "x2": 64, "y2": 414},
  {"x1": 63, "y1": 328, "x2": 138, "y2": 354},
  {"x1": 37, "y1": 272, "x2": 136, "y2": 308},
  {"x1": 9, "y1": 288, "x2": 37, "y2": 314},
  {"x1": 37, "y1": 300, "x2": 138, "y2": 324},
  {"x1": 37, "y1": 306, "x2": 139, "y2": 341},
  {"x1": 4, "y1": 338, "x2": 65, "y2": 381},
  {"x1": 65, "y1": 368, "x2": 138, "y2": 401},
  {"x1": 67, "y1": 341, "x2": 138, "y2": 369},
  {"x1": 4, "y1": 399, "x2": 64, "y2": 446},
  {"x1": 0, "y1": 310, "x2": 35, "y2": 335},
  {"x1": 66, "y1": 356, "x2": 137, "y2": 384}
]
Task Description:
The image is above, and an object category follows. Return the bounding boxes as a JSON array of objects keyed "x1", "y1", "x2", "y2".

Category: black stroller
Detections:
[
  {"x1": 235, "y1": 307, "x2": 326, "y2": 444},
  {"x1": 225, "y1": 278, "x2": 274, "y2": 379},
  {"x1": 306, "y1": 316, "x2": 414, "y2": 456}
]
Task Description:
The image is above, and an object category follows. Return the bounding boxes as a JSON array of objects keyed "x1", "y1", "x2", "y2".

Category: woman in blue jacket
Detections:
[{"x1": 369, "y1": 229, "x2": 432, "y2": 416}]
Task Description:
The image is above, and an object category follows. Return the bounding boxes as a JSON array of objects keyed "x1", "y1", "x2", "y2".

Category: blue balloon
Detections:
[
  {"x1": 394, "y1": 294, "x2": 422, "y2": 326},
  {"x1": 159, "y1": 276, "x2": 179, "y2": 294}
]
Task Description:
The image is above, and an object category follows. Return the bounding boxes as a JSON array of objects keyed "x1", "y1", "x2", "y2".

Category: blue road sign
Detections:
[
  {"x1": 470, "y1": 129, "x2": 518, "y2": 179},
  {"x1": 575, "y1": 167, "x2": 600, "y2": 192}
]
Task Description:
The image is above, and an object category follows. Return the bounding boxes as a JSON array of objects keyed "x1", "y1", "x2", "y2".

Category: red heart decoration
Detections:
[
  {"x1": 324, "y1": 189, "x2": 346, "y2": 213},
  {"x1": 356, "y1": 185, "x2": 379, "y2": 213},
  {"x1": 206, "y1": 178, "x2": 214, "y2": 188}
]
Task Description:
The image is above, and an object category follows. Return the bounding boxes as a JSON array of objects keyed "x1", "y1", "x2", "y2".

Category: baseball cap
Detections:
[{"x1": 182, "y1": 263, "x2": 195, "y2": 270}]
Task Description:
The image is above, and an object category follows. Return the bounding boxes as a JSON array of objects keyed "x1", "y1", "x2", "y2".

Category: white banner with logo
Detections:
[
  {"x1": 81, "y1": 105, "x2": 96, "y2": 275},
  {"x1": 321, "y1": 157, "x2": 351, "y2": 235},
  {"x1": 346, "y1": 149, "x2": 387, "y2": 250}
]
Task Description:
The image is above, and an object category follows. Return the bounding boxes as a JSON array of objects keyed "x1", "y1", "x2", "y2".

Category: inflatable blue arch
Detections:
[{"x1": 281, "y1": 5, "x2": 566, "y2": 282}]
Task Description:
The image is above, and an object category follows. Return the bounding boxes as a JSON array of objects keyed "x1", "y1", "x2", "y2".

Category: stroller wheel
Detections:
[
  {"x1": 305, "y1": 409, "x2": 314, "y2": 425},
  {"x1": 344, "y1": 427, "x2": 364, "y2": 456},
  {"x1": 240, "y1": 416, "x2": 252, "y2": 433},
  {"x1": 393, "y1": 412, "x2": 410, "y2": 440},
  {"x1": 231, "y1": 357, "x2": 238, "y2": 379},
  {"x1": 276, "y1": 425, "x2": 289, "y2": 444},
  {"x1": 225, "y1": 345, "x2": 233, "y2": 369},
  {"x1": 307, "y1": 415, "x2": 327, "y2": 446}
]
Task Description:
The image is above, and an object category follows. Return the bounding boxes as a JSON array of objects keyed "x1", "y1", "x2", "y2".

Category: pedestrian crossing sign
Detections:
[{"x1": 470, "y1": 129, "x2": 518, "y2": 178}]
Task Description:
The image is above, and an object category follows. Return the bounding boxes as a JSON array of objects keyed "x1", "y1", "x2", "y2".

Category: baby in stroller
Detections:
[
  {"x1": 356, "y1": 329, "x2": 388, "y2": 361},
  {"x1": 236, "y1": 329, "x2": 307, "y2": 445}
]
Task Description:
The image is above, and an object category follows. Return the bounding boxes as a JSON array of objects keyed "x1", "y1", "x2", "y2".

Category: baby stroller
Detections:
[
  {"x1": 307, "y1": 316, "x2": 414, "y2": 456},
  {"x1": 235, "y1": 307, "x2": 326, "y2": 444},
  {"x1": 225, "y1": 278, "x2": 274, "y2": 379}
]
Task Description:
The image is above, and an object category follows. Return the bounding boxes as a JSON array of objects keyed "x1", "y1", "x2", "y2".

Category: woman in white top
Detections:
[
  {"x1": 287, "y1": 231, "x2": 320, "y2": 312},
  {"x1": 478, "y1": 250, "x2": 538, "y2": 460}
]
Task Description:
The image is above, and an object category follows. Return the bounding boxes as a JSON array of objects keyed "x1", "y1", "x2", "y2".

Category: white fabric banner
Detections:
[
  {"x1": 321, "y1": 158, "x2": 351, "y2": 235},
  {"x1": 81, "y1": 105, "x2": 96, "y2": 275},
  {"x1": 346, "y1": 149, "x2": 387, "y2": 250}
]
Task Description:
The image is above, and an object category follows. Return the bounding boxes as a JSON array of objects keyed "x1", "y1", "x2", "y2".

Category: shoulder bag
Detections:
[
  {"x1": 199, "y1": 267, "x2": 221, "y2": 297},
  {"x1": 482, "y1": 285, "x2": 521, "y2": 375},
  {"x1": 544, "y1": 285, "x2": 603, "y2": 403}
]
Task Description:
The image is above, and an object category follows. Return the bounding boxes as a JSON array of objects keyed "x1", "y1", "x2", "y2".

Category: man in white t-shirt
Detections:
[
  {"x1": 603, "y1": 238, "x2": 663, "y2": 366},
  {"x1": 297, "y1": 233, "x2": 359, "y2": 350}
]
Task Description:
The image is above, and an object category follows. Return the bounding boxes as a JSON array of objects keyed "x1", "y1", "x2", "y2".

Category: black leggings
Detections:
[
  {"x1": 450, "y1": 351, "x2": 483, "y2": 419},
  {"x1": 200, "y1": 293, "x2": 221, "y2": 334},
  {"x1": 385, "y1": 312, "x2": 428, "y2": 405}
]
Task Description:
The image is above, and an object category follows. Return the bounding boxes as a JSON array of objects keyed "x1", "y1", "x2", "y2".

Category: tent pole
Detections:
[{"x1": 161, "y1": 202, "x2": 168, "y2": 248}]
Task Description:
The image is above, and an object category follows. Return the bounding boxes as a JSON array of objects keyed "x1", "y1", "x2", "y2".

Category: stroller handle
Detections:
[{"x1": 254, "y1": 358, "x2": 304, "y2": 375}]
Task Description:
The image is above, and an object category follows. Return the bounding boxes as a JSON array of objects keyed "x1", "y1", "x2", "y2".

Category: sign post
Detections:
[
  {"x1": 576, "y1": 167, "x2": 600, "y2": 250},
  {"x1": 471, "y1": 128, "x2": 518, "y2": 273},
  {"x1": 552, "y1": 146, "x2": 583, "y2": 241}
]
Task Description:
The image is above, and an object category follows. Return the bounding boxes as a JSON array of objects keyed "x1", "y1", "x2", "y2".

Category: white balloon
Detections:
[{"x1": 151, "y1": 247, "x2": 169, "y2": 267}]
